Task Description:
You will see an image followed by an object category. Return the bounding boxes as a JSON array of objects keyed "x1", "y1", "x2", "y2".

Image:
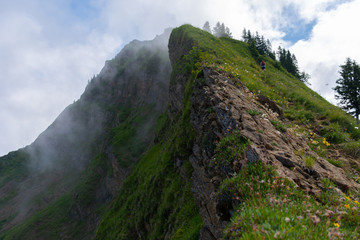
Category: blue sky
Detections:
[
  {"x1": 280, "y1": 4, "x2": 318, "y2": 43},
  {"x1": 0, "y1": 0, "x2": 360, "y2": 156}
]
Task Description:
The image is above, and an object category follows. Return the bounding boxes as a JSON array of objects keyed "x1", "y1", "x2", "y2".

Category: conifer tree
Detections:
[
  {"x1": 202, "y1": 21, "x2": 211, "y2": 33},
  {"x1": 225, "y1": 27, "x2": 232, "y2": 38},
  {"x1": 242, "y1": 28, "x2": 248, "y2": 42},
  {"x1": 247, "y1": 30, "x2": 252, "y2": 42},
  {"x1": 334, "y1": 58, "x2": 360, "y2": 124},
  {"x1": 213, "y1": 22, "x2": 232, "y2": 38}
]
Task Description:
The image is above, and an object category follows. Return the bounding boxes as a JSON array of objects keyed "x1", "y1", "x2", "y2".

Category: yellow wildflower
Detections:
[
  {"x1": 346, "y1": 196, "x2": 351, "y2": 201},
  {"x1": 355, "y1": 200, "x2": 359, "y2": 205},
  {"x1": 334, "y1": 223, "x2": 340, "y2": 228},
  {"x1": 345, "y1": 204, "x2": 350, "y2": 209}
]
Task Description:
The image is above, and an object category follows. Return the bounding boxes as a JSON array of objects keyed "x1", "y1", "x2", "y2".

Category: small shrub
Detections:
[
  {"x1": 340, "y1": 141, "x2": 360, "y2": 158},
  {"x1": 212, "y1": 130, "x2": 250, "y2": 174},
  {"x1": 350, "y1": 127, "x2": 360, "y2": 140},
  {"x1": 320, "y1": 123, "x2": 348, "y2": 144},
  {"x1": 270, "y1": 120, "x2": 287, "y2": 133}
]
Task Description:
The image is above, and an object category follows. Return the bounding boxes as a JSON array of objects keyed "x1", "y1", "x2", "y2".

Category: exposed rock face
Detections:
[{"x1": 168, "y1": 47, "x2": 359, "y2": 239}]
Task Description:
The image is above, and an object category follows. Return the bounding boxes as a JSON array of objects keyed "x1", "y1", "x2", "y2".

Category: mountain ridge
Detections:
[{"x1": 1, "y1": 24, "x2": 360, "y2": 239}]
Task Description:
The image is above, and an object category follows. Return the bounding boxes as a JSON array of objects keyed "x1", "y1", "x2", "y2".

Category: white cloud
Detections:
[
  {"x1": 0, "y1": 2, "x2": 121, "y2": 156},
  {"x1": 291, "y1": 0, "x2": 360, "y2": 103}
]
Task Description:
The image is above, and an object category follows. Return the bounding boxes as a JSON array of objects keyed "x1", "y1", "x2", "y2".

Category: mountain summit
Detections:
[{"x1": 1, "y1": 25, "x2": 360, "y2": 239}]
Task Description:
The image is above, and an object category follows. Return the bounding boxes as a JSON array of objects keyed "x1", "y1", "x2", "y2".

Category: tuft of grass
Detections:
[
  {"x1": 294, "y1": 150, "x2": 316, "y2": 168},
  {"x1": 270, "y1": 120, "x2": 287, "y2": 133},
  {"x1": 304, "y1": 154, "x2": 316, "y2": 168},
  {"x1": 326, "y1": 158, "x2": 343, "y2": 168},
  {"x1": 246, "y1": 109, "x2": 262, "y2": 116}
]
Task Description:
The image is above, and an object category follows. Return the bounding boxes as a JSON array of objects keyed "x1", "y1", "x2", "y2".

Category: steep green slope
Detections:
[
  {"x1": 95, "y1": 29, "x2": 205, "y2": 238},
  {"x1": 95, "y1": 114, "x2": 203, "y2": 239},
  {"x1": 97, "y1": 24, "x2": 360, "y2": 239}
]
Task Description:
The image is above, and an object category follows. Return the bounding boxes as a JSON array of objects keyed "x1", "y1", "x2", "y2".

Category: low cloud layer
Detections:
[{"x1": 1, "y1": 0, "x2": 359, "y2": 156}]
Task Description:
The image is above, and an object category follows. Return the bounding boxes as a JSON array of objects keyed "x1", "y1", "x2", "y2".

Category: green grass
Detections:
[
  {"x1": 110, "y1": 105, "x2": 159, "y2": 168},
  {"x1": 209, "y1": 128, "x2": 359, "y2": 239},
  {"x1": 219, "y1": 159, "x2": 360, "y2": 239}
]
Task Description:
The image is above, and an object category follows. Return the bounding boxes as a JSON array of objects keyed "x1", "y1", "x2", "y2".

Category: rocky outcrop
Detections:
[{"x1": 168, "y1": 41, "x2": 359, "y2": 239}]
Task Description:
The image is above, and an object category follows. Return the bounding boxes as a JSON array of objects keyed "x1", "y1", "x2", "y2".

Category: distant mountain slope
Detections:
[{"x1": 0, "y1": 29, "x2": 171, "y2": 239}]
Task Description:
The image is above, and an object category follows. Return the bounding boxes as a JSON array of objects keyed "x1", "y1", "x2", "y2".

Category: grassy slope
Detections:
[
  {"x1": 174, "y1": 24, "x2": 360, "y2": 170},
  {"x1": 170, "y1": 25, "x2": 360, "y2": 239}
]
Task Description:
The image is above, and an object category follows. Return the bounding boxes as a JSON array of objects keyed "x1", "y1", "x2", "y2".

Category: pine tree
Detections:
[
  {"x1": 225, "y1": 27, "x2": 232, "y2": 38},
  {"x1": 334, "y1": 58, "x2": 360, "y2": 124},
  {"x1": 247, "y1": 30, "x2": 252, "y2": 42},
  {"x1": 242, "y1": 28, "x2": 248, "y2": 42},
  {"x1": 202, "y1": 21, "x2": 211, "y2": 33},
  {"x1": 212, "y1": 22, "x2": 232, "y2": 38},
  {"x1": 258, "y1": 35, "x2": 267, "y2": 55},
  {"x1": 254, "y1": 32, "x2": 261, "y2": 51}
]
